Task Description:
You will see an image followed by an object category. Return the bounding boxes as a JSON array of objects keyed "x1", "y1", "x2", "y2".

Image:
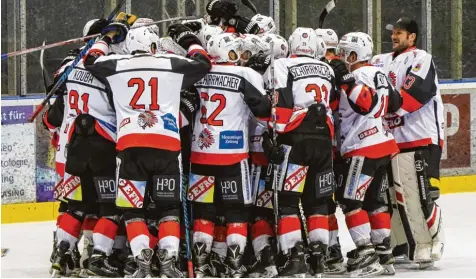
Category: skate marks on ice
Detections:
[{"x1": 1, "y1": 248, "x2": 9, "y2": 257}]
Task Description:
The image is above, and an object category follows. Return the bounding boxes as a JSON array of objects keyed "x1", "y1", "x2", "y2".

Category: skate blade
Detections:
[
  {"x1": 279, "y1": 273, "x2": 306, "y2": 278},
  {"x1": 381, "y1": 264, "x2": 396, "y2": 275},
  {"x1": 261, "y1": 266, "x2": 278, "y2": 278},
  {"x1": 325, "y1": 264, "x2": 347, "y2": 276},
  {"x1": 349, "y1": 262, "x2": 385, "y2": 278}
]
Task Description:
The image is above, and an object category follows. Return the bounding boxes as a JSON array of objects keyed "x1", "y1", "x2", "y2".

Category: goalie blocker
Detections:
[{"x1": 388, "y1": 149, "x2": 444, "y2": 263}]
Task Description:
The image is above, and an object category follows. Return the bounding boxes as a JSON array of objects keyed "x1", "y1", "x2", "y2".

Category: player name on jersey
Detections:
[
  {"x1": 289, "y1": 63, "x2": 332, "y2": 80},
  {"x1": 196, "y1": 73, "x2": 241, "y2": 90},
  {"x1": 71, "y1": 69, "x2": 95, "y2": 84}
]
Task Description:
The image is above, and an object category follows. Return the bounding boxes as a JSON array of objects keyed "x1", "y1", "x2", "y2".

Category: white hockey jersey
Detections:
[
  {"x1": 339, "y1": 65, "x2": 399, "y2": 159},
  {"x1": 376, "y1": 48, "x2": 444, "y2": 150},
  {"x1": 191, "y1": 64, "x2": 271, "y2": 165},
  {"x1": 249, "y1": 116, "x2": 268, "y2": 165},
  {"x1": 84, "y1": 41, "x2": 211, "y2": 152},
  {"x1": 266, "y1": 56, "x2": 335, "y2": 137},
  {"x1": 371, "y1": 53, "x2": 393, "y2": 74},
  {"x1": 64, "y1": 60, "x2": 116, "y2": 143}
]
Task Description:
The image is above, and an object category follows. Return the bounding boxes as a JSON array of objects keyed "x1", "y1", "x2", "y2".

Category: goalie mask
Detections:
[
  {"x1": 288, "y1": 27, "x2": 320, "y2": 58},
  {"x1": 125, "y1": 27, "x2": 160, "y2": 54},
  {"x1": 238, "y1": 34, "x2": 270, "y2": 64},
  {"x1": 207, "y1": 33, "x2": 240, "y2": 64},
  {"x1": 315, "y1": 28, "x2": 338, "y2": 50},
  {"x1": 251, "y1": 14, "x2": 277, "y2": 35},
  {"x1": 261, "y1": 33, "x2": 289, "y2": 59},
  {"x1": 337, "y1": 32, "x2": 373, "y2": 71},
  {"x1": 198, "y1": 24, "x2": 224, "y2": 48}
]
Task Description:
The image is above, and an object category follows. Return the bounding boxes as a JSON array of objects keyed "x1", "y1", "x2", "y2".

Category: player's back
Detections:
[{"x1": 192, "y1": 64, "x2": 267, "y2": 165}]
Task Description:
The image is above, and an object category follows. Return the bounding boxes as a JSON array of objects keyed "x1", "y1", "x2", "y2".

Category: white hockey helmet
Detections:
[
  {"x1": 131, "y1": 18, "x2": 160, "y2": 36},
  {"x1": 315, "y1": 36, "x2": 327, "y2": 60},
  {"x1": 125, "y1": 27, "x2": 160, "y2": 54},
  {"x1": 261, "y1": 33, "x2": 289, "y2": 58},
  {"x1": 83, "y1": 19, "x2": 99, "y2": 37},
  {"x1": 288, "y1": 27, "x2": 320, "y2": 58},
  {"x1": 238, "y1": 34, "x2": 270, "y2": 63},
  {"x1": 337, "y1": 32, "x2": 373, "y2": 69},
  {"x1": 198, "y1": 24, "x2": 224, "y2": 48},
  {"x1": 315, "y1": 28, "x2": 338, "y2": 50},
  {"x1": 207, "y1": 33, "x2": 240, "y2": 64},
  {"x1": 251, "y1": 14, "x2": 277, "y2": 35}
]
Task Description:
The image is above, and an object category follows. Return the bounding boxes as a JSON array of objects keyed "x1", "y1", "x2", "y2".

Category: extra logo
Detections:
[
  {"x1": 138, "y1": 111, "x2": 158, "y2": 130},
  {"x1": 302, "y1": 33, "x2": 308, "y2": 38},
  {"x1": 198, "y1": 128, "x2": 215, "y2": 149},
  {"x1": 120, "y1": 117, "x2": 131, "y2": 129},
  {"x1": 415, "y1": 160, "x2": 424, "y2": 172},
  {"x1": 358, "y1": 126, "x2": 378, "y2": 140},
  {"x1": 389, "y1": 71, "x2": 397, "y2": 87},
  {"x1": 385, "y1": 116, "x2": 404, "y2": 129},
  {"x1": 413, "y1": 63, "x2": 422, "y2": 72}
]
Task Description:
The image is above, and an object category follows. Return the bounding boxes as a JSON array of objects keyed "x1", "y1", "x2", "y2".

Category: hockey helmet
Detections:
[
  {"x1": 238, "y1": 34, "x2": 270, "y2": 63},
  {"x1": 198, "y1": 24, "x2": 224, "y2": 48},
  {"x1": 315, "y1": 28, "x2": 338, "y2": 50},
  {"x1": 125, "y1": 26, "x2": 160, "y2": 54},
  {"x1": 207, "y1": 33, "x2": 240, "y2": 64},
  {"x1": 251, "y1": 14, "x2": 277, "y2": 35},
  {"x1": 337, "y1": 32, "x2": 373, "y2": 69},
  {"x1": 288, "y1": 27, "x2": 321, "y2": 58},
  {"x1": 261, "y1": 33, "x2": 289, "y2": 59}
]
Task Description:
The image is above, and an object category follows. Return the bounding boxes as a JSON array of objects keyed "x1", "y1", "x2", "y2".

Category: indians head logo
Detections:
[
  {"x1": 389, "y1": 71, "x2": 397, "y2": 87},
  {"x1": 198, "y1": 128, "x2": 215, "y2": 150},
  {"x1": 137, "y1": 111, "x2": 158, "y2": 130}
]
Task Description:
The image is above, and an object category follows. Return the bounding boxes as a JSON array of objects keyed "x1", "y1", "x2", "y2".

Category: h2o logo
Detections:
[{"x1": 221, "y1": 180, "x2": 238, "y2": 194}]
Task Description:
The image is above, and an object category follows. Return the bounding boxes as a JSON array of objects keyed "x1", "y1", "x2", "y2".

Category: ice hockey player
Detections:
[
  {"x1": 315, "y1": 28, "x2": 339, "y2": 62},
  {"x1": 84, "y1": 13, "x2": 212, "y2": 277},
  {"x1": 250, "y1": 14, "x2": 277, "y2": 35},
  {"x1": 329, "y1": 31, "x2": 403, "y2": 277},
  {"x1": 263, "y1": 27, "x2": 335, "y2": 277},
  {"x1": 188, "y1": 33, "x2": 271, "y2": 278},
  {"x1": 205, "y1": 0, "x2": 260, "y2": 34},
  {"x1": 383, "y1": 17, "x2": 445, "y2": 267},
  {"x1": 238, "y1": 33, "x2": 270, "y2": 66}
]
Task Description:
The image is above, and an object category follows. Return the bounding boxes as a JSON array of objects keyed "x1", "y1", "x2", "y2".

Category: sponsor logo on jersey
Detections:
[
  {"x1": 413, "y1": 63, "x2": 422, "y2": 72},
  {"x1": 118, "y1": 179, "x2": 145, "y2": 208},
  {"x1": 62, "y1": 175, "x2": 81, "y2": 198},
  {"x1": 385, "y1": 116, "x2": 404, "y2": 129},
  {"x1": 137, "y1": 111, "x2": 158, "y2": 130},
  {"x1": 358, "y1": 126, "x2": 379, "y2": 140},
  {"x1": 120, "y1": 117, "x2": 131, "y2": 129},
  {"x1": 198, "y1": 128, "x2": 215, "y2": 149},
  {"x1": 289, "y1": 63, "x2": 332, "y2": 80},
  {"x1": 388, "y1": 71, "x2": 397, "y2": 86},
  {"x1": 250, "y1": 135, "x2": 261, "y2": 142},
  {"x1": 283, "y1": 165, "x2": 308, "y2": 191},
  {"x1": 219, "y1": 130, "x2": 244, "y2": 149},
  {"x1": 188, "y1": 176, "x2": 215, "y2": 200},
  {"x1": 161, "y1": 113, "x2": 178, "y2": 133},
  {"x1": 195, "y1": 73, "x2": 241, "y2": 91}
]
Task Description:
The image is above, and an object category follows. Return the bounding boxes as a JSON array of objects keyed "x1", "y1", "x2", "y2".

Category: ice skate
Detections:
[
  {"x1": 346, "y1": 245, "x2": 384, "y2": 278},
  {"x1": 210, "y1": 250, "x2": 228, "y2": 277},
  {"x1": 50, "y1": 241, "x2": 71, "y2": 278},
  {"x1": 278, "y1": 241, "x2": 307, "y2": 278},
  {"x1": 248, "y1": 245, "x2": 278, "y2": 278},
  {"x1": 131, "y1": 248, "x2": 154, "y2": 278},
  {"x1": 87, "y1": 249, "x2": 124, "y2": 278},
  {"x1": 193, "y1": 242, "x2": 216, "y2": 278},
  {"x1": 324, "y1": 241, "x2": 346, "y2": 275},
  {"x1": 225, "y1": 245, "x2": 248, "y2": 278},
  {"x1": 308, "y1": 241, "x2": 327, "y2": 277},
  {"x1": 375, "y1": 238, "x2": 395, "y2": 275},
  {"x1": 123, "y1": 251, "x2": 137, "y2": 277},
  {"x1": 157, "y1": 248, "x2": 184, "y2": 278}
]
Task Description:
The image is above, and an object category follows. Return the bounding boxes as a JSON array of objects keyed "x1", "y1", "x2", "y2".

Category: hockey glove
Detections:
[
  {"x1": 329, "y1": 59, "x2": 356, "y2": 91},
  {"x1": 227, "y1": 16, "x2": 260, "y2": 35},
  {"x1": 61, "y1": 48, "x2": 81, "y2": 66},
  {"x1": 245, "y1": 53, "x2": 271, "y2": 74},
  {"x1": 183, "y1": 20, "x2": 204, "y2": 33},
  {"x1": 102, "y1": 12, "x2": 137, "y2": 43},
  {"x1": 262, "y1": 131, "x2": 285, "y2": 164},
  {"x1": 180, "y1": 87, "x2": 200, "y2": 123},
  {"x1": 206, "y1": 0, "x2": 238, "y2": 20},
  {"x1": 168, "y1": 24, "x2": 203, "y2": 49},
  {"x1": 86, "y1": 18, "x2": 109, "y2": 37}
]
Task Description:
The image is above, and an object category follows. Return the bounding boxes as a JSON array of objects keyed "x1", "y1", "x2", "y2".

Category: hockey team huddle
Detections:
[{"x1": 42, "y1": 0, "x2": 445, "y2": 278}]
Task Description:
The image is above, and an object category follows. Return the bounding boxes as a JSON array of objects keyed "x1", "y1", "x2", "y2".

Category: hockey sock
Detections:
[
  {"x1": 329, "y1": 214, "x2": 339, "y2": 247},
  {"x1": 345, "y1": 209, "x2": 371, "y2": 247},
  {"x1": 307, "y1": 215, "x2": 329, "y2": 245},
  {"x1": 368, "y1": 211, "x2": 391, "y2": 246},
  {"x1": 193, "y1": 219, "x2": 215, "y2": 253},
  {"x1": 56, "y1": 212, "x2": 65, "y2": 227},
  {"x1": 251, "y1": 219, "x2": 274, "y2": 255},
  {"x1": 93, "y1": 217, "x2": 119, "y2": 255},
  {"x1": 125, "y1": 218, "x2": 150, "y2": 258},
  {"x1": 278, "y1": 215, "x2": 302, "y2": 253},
  {"x1": 158, "y1": 217, "x2": 181, "y2": 258},
  {"x1": 57, "y1": 211, "x2": 85, "y2": 251},
  {"x1": 212, "y1": 224, "x2": 227, "y2": 258},
  {"x1": 226, "y1": 222, "x2": 248, "y2": 253},
  {"x1": 82, "y1": 215, "x2": 99, "y2": 246}
]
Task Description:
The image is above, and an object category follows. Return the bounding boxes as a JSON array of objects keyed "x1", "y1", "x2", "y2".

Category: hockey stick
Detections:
[
  {"x1": 40, "y1": 40, "x2": 53, "y2": 105},
  {"x1": 241, "y1": 0, "x2": 258, "y2": 14},
  {"x1": 269, "y1": 41, "x2": 281, "y2": 254},
  {"x1": 318, "y1": 0, "x2": 336, "y2": 28},
  {"x1": 182, "y1": 172, "x2": 194, "y2": 278}
]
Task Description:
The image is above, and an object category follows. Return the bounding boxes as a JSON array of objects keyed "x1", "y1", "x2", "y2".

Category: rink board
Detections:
[{"x1": 1, "y1": 81, "x2": 476, "y2": 223}]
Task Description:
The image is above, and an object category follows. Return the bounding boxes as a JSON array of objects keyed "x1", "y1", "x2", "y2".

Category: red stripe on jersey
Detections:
[
  {"x1": 307, "y1": 215, "x2": 329, "y2": 231},
  {"x1": 275, "y1": 107, "x2": 293, "y2": 124},
  {"x1": 59, "y1": 213, "x2": 82, "y2": 238},
  {"x1": 329, "y1": 214, "x2": 339, "y2": 231},
  {"x1": 400, "y1": 89, "x2": 423, "y2": 113},
  {"x1": 116, "y1": 133, "x2": 181, "y2": 151},
  {"x1": 329, "y1": 98, "x2": 339, "y2": 111},
  {"x1": 345, "y1": 209, "x2": 370, "y2": 229},
  {"x1": 439, "y1": 139, "x2": 444, "y2": 148},
  {"x1": 194, "y1": 219, "x2": 215, "y2": 236},
  {"x1": 214, "y1": 225, "x2": 227, "y2": 242},
  {"x1": 126, "y1": 220, "x2": 149, "y2": 243},
  {"x1": 251, "y1": 219, "x2": 275, "y2": 240},
  {"x1": 326, "y1": 115, "x2": 334, "y2": 139},
  {"x1": 353, "y1": 85, "x2": 374, "y2": 112},
  {"x1": 227, "y1": 223, "x2": 248, "y2": 237},
  {"x1": 344, "y1": 139, "x2": 399, "y2": 159},
  {"x1": 278, "y1": 216, "x2": 301, "y2": 236},
  {"x1": 251, "y1": 152, "x2": 268, "y2": 166},
  {"x1": 369, "y1": 212, "x2": 391, "y2": 230},
  {"x1": 42, "y1": 111, "x2": 56, "y2": 131},
  {"x1": 158, "y1": 221, "x2": 180, "y2": 241},
  {"x1": 56, "y1": 162, "x2": 65, "y2": 178},
  {"x1": 190, "y1": 152, "x2": 248, "y2": 165},
  {"x1": 397, "y1": 138, "x2": 433, "y2": 150},
  {"x1": 95, "y1": 122, "x2": 114, "y2": 142},
  {"x1": 94, "y1": 218, "x2": 119, "y2": 240}
]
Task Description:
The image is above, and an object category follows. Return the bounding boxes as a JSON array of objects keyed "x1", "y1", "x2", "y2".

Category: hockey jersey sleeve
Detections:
[
  {"x1": 345, "y1": 83, "x2": 379, "y2": 116},
  {"x1": 241, "y1": 68, "x2": 271, "y2": 118},
  {"x1": 395, "y1": 52, "x2": 437, "y2": 116},
  {"x1": 42, "y1": 96, "x2": 65, "y2": 132}
]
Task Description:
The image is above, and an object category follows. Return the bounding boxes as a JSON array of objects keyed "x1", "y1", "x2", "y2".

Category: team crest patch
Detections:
[
  {"x1": 389, "y1": 71, "x2": 397, "y2": 87},
  {"x1": 138, "y1": 111, "x2": 158, "y2": 129},
  {"x1": 413, "y1": 63, "x2": 422, "y2": 72},
  {"x1": 327, "y1": 30, "x2": 333, "y2": 35},
  {"x1": 198, "y1": 128, "x2": 215, "y2": 149},
  {"x1": 302, "y1": 33, "x2": 308, "y2": 38}
]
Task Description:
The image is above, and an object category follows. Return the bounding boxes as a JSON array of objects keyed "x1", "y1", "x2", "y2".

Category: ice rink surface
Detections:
[{"x1": 1, "y1": 192, "x2": 475, "y2": 278}]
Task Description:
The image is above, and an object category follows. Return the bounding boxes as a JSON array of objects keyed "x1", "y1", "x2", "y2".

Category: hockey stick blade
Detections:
[
  {"x1": 241, "y1": 0, "x2": 258, "y2": 14},
  {"x1": 318, "y1": 0, "x2": 336, "y2": 28},
  {"x1": 28, "y1": 0, "x2": 125, "y2": 122}
]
